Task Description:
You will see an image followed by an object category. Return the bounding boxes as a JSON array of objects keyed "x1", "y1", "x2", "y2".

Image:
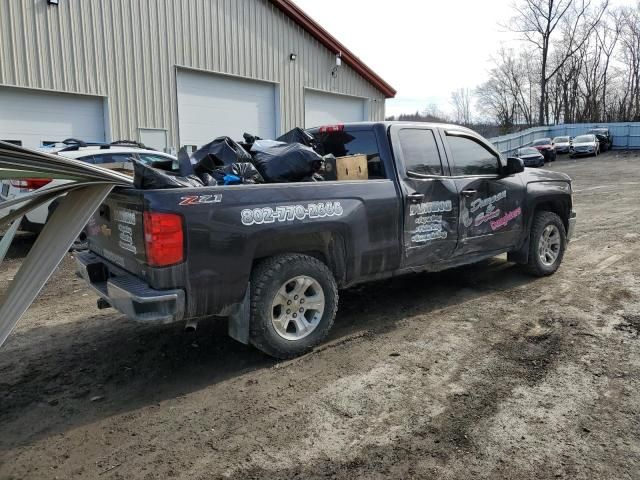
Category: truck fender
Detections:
[
  {"x1": 228, "y1": 232, "x2": 348, "y2": 343},
  {"x1": 509, "y1": 189, "x2": 571, "y2": 264}
]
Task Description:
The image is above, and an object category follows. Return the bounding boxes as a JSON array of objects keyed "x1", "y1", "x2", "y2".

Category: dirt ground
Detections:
[{"x1": 0, "y1": 151, "x2": 639, "y2": 480}]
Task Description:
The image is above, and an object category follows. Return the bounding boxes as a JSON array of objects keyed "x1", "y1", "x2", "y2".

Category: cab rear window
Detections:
[{"x1": 311, "y1": 129, "x2": 386, "y2": 179}]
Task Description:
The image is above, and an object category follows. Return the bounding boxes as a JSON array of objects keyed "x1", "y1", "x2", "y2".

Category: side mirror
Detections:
[{"x1": 505, "y1": 157, "x2": 525, "y2": 175}]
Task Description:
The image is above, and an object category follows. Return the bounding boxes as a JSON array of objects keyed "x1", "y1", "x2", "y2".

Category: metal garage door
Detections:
[
  {"x1": 305, "y1": 90, "x2": 366, "y2": 128},
  {"x1": 0, "y1": 87, "x2": 105, "y2": 149},
  {"x1": 177, "y1": 70, "x2": 277, "y2": 148}
]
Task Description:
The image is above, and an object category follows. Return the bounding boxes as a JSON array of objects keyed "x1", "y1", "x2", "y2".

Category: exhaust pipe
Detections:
[{"x1": 184, "y1": 319, "x2": 198, "y2": 332}]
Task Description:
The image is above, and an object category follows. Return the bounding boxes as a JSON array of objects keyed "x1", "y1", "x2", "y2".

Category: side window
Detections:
[
  {"x1": 91, "y1": 153, "x2": 136, "y2": 164},
  {"x1": 398, "y1": 129, "x2": 443, "y2": 176},
  {"x1": 447, "y1": 135, "x2": 500, "y2": 176},
  {"x1": 2, "y1": 140, "x2": 22, "y2": 146}
]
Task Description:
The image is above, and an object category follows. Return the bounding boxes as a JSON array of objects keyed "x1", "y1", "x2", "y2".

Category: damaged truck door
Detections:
[
  {"x1": 390, "y1": 125, "x2": 459, "y2": 268},
  {"x1": 444, "y1": 130, "x2": 527, "y2": 256}
]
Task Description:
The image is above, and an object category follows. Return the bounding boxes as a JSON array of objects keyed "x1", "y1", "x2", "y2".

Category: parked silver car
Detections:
[
  {"x1": 552, "y1": 136, "x2": 571, "y2": 154},
  {"x1": 570, "y1": 134, "x2": 600, "y2": 158}
]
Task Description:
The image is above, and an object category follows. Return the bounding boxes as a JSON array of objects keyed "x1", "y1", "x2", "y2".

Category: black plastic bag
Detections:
[
  {"x1": 133, "y1": 161, "x2": 204, "y2": 189},
  {"x1": 251, "y1": 143, "x2": 323, "y2": 183},
  {"x1": 210, "y1": 162, "x2": 264, "y2": 185},
  {"x1": 277, "y1": 127, "x2": 317, "y2": 149},
  {"x1": 177, "y1": 146, "x2": 195, "y2": 177},
  {"x1": 199, "y1": 172, "x2": 218, "y2": 186},
  {"x1": 243, "y1": 132, "x2": 262, "y2": 146},
  {"x1": 192, "y1": 136, "x2": 252, "y2": 173},
  {"x1": 230, "y1": 162, "x2": 264, "y2": 184}
]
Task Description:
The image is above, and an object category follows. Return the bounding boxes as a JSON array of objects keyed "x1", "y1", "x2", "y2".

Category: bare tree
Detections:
[
  {"x1": 510, "y1": 0, "x2": 609, "y2": 125},
  {"x1": 450, "y1": 88, "x2": 473, "y2": 125},
  {"x1": 476, "y1": 77, "x2": 519, "y2": 132},
  {"x1": 618, "y1": 6, "x2": 640, "y2": 120}
]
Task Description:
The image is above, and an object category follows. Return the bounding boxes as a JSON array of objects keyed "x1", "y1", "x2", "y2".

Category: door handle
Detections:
[
  {"x1": 407, "y1": 193, "x2": 425, "y2": 203},
  {"x1": 461, "y1": 189, "x2": 477, "y2": 197}
]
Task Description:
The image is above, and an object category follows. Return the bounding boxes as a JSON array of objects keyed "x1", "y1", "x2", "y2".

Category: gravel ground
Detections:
[{"x1": 0, "y1": 151, "x2": 639, "y2": 480}]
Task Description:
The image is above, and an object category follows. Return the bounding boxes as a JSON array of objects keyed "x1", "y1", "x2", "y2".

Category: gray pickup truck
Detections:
[{"x1": 77, "y1": 122, "x2": 576, "y2": 358}]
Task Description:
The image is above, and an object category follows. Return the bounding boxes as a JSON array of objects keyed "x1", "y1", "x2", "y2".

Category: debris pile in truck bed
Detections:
[{"x1": 132, "y1": 127, "x2": 363, "y2": 189}]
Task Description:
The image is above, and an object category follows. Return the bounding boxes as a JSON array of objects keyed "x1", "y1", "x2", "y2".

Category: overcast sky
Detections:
[{"x1": 294, "y1": 0, "x2": 634, "y2": 118}]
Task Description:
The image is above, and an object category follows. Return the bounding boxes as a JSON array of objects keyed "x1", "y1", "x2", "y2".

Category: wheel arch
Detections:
[
  {"x1": 252, "y1": 230, "x2": 348, "y2": 287},
  {"x1": 510, "y1": 190, "x2": 571, "y2": 265}
]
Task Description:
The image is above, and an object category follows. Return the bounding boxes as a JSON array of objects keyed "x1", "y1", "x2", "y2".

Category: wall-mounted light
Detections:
[
  {"x1": 289, "y1": 53, "x2": 297, "y2": 61},
  {"x1": 331, "y1": 52, "x2": 342, "y2": 78},
  {"x1": 47, "y1": 0, "x2": 59, "y2": 5}
]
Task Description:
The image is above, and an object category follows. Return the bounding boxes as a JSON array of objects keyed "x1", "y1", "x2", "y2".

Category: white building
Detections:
[{"x1": 0, "y1": 0, "x2": 395, "y2": 151}]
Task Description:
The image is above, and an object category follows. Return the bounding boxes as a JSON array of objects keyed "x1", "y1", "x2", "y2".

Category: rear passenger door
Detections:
[
  {"x1": 441, "y1": 130, "x2": 526, "y2": 256},
  {"x1": 390, "y1": 125, "x2": 459, "y2": 268}
]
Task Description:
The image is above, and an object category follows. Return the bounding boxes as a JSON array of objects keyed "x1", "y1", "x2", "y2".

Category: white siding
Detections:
[{"x1": 0, "y1": 0, "x2": 387, "y2": 150}]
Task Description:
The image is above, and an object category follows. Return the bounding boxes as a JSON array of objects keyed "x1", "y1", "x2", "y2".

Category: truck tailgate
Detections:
[{"x1": 86, "y1": 188, "x2": 147, "y2": 277}]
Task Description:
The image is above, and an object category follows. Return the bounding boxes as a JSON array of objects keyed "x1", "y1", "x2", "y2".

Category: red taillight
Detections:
[
  {"x1": 319, "y1": 124, "x2": 344, "y2": 133},
  {"x1": 143, "y1": 212, "x2": 184, "y2": 267},
  {"x1": 10, "y1": 178, "x2": 52, "y2": 191}
]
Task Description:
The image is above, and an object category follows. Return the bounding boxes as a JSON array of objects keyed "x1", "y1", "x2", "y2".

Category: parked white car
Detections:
[
  {"x1": 569, "y1": 134, "x2": 600, "y2": 158},
  {"x1": 0, "y1": 140, "x2": 177, "y2": 233},
  {"x1": 552, "y1": 136, "x2": 571, "y2": 154}
]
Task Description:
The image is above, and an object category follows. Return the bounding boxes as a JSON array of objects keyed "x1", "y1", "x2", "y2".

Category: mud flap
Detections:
[
  {"x1": 228, "y1": 284, "x2": 251, "y2": 345},
  {"x1": 507, "y1": 235, "x2": 530, "y2": 264}
]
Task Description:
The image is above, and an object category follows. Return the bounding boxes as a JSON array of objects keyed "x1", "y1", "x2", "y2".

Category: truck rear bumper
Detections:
[
  {"x1": 75, "y1": 251, "x2": 185, "y2": 324},
  {"x1": 567, "y1": 211, "x2": 577, "y2": 241}
]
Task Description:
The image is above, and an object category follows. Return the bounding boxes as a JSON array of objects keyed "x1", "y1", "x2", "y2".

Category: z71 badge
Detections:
[{"x1": 179, "y1": 194, "x2": 222, "y2": 206}]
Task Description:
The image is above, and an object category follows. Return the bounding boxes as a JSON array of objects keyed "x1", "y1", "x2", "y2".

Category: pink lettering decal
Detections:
[{"x1": 490, "y1": 207, "x2": 522, "y2": 231}]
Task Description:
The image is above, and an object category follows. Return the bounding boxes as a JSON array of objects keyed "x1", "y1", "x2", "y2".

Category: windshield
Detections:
[
  {"x1": 518, "y1": 147, "x2": 539, "y2": 155},
  {"x1": 574, "y1": 135, "x2": 594, "y2": 143},
  {"x1": 553, "y1": 137, "x2": 569, "y2": 143},
  {"x1": 531, "y1": 138, "x2": 551, "y2": 146}
]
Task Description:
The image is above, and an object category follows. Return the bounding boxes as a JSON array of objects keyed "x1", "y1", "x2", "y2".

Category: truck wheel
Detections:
[
  {"x1": 525, "y1": 211, "x2": 567, "y2": 276},
  {"x1": 250, "y1": 254, "x2": 338, "y2": 359}
]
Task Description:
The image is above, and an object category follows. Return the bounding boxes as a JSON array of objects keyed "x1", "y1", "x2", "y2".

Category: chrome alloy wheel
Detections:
[
  {"x1": 271, "y1": 275, "x2": 325, "y2": 340},
  {"x1": 538, "y1": 224, "x2": 561, "y2": 267}
]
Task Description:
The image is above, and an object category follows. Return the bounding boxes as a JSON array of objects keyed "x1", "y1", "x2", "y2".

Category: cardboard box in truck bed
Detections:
[{"x1": 325, "y1": 154, "x2": 368, "y2": 181}]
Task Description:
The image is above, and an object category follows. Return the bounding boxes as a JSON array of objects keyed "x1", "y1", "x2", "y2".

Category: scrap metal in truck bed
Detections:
[{"x1": 76, "y1": 122, "x2": 577, "y2": 358}]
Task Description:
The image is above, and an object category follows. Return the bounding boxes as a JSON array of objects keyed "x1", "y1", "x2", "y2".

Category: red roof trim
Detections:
[{"x1": 270, "y1": 0, "x2": 397, "y2": 98}]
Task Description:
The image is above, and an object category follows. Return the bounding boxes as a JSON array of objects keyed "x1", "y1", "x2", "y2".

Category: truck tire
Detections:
[
  {"x1": 249, "y1": 254, "x2": 338, "y2": 359},
  {"x1": 525, "y1": 211, "x2": 567, "y2": 276}
]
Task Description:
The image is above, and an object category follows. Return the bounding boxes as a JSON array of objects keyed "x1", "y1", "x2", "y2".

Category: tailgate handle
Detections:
[
  {"x1": 461, "y1": 189, "x2": 477, "y2": 197},
  {"x1": 99, "y1": 204, "x2": 111, "y2": 220}
]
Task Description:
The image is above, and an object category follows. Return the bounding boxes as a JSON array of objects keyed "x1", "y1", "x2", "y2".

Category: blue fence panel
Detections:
[{"x1": 489, "y1": 122, "x2": 640, "y2": 153}]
